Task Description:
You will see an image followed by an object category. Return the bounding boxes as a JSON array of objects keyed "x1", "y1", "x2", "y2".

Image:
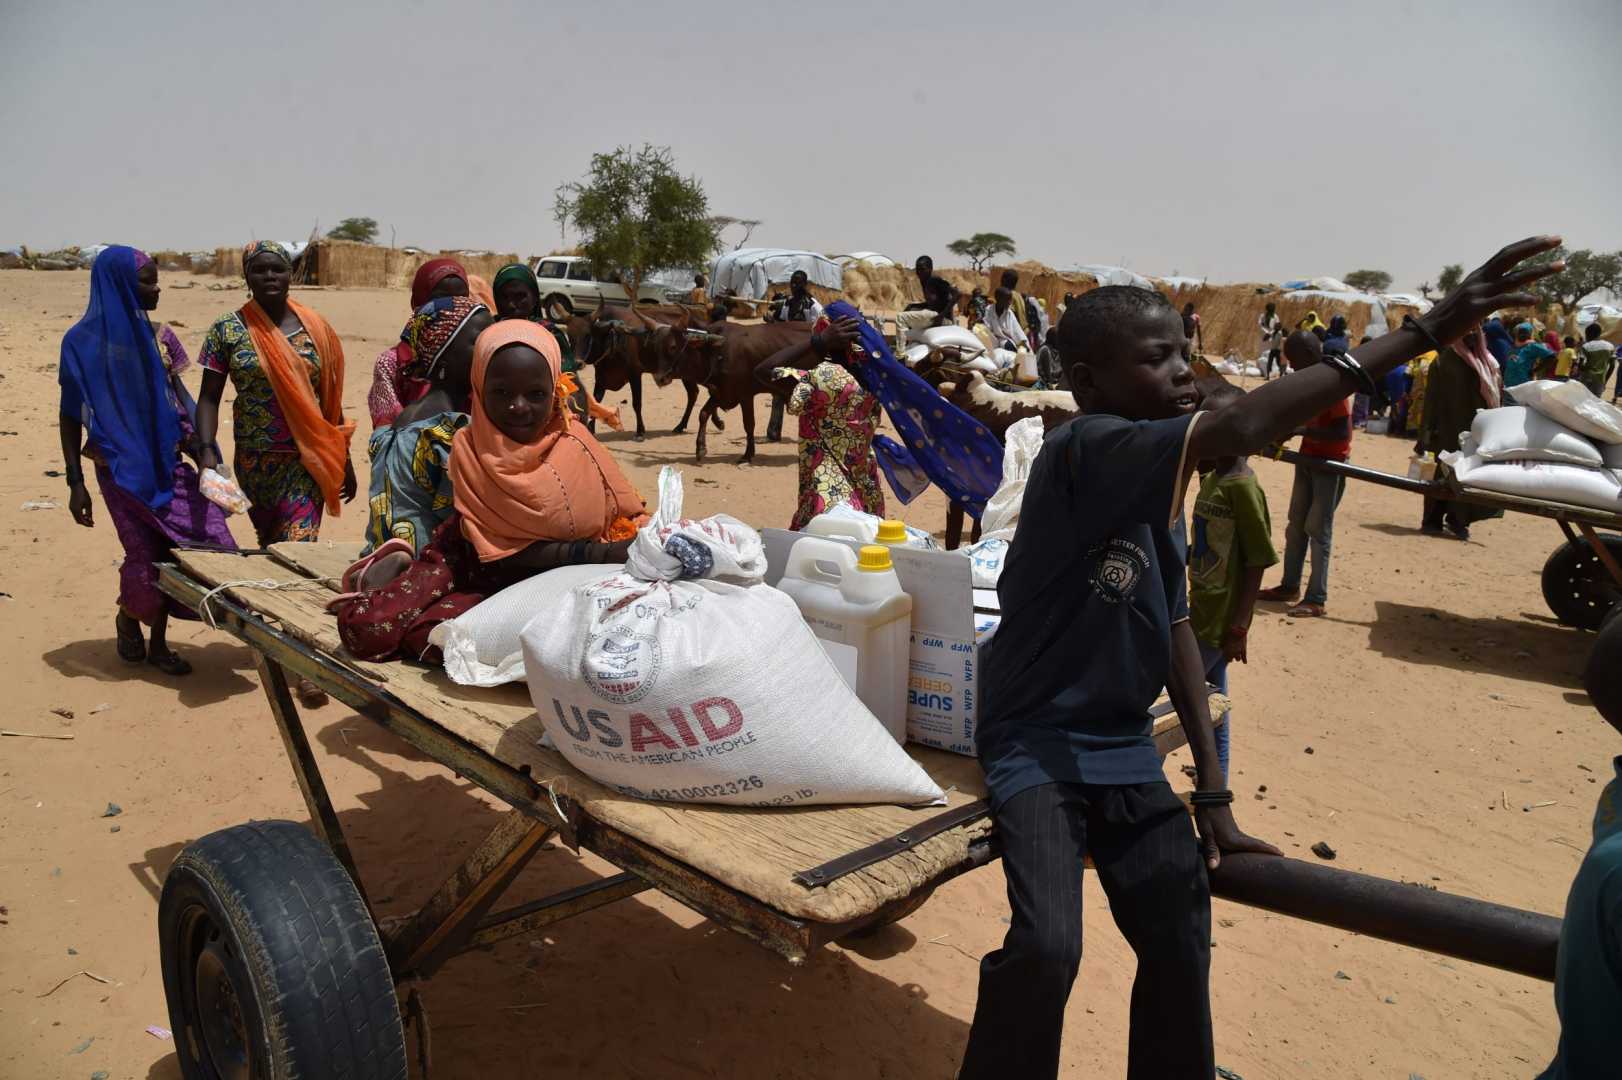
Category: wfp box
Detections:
[{"x1": 762, "y1": 530, "x2": 999, "y2": 757}]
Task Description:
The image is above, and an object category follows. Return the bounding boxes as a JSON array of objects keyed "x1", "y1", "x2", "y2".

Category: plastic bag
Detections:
[{"x1": 199, "y1": 467, "x2": 249, "y2": 515}]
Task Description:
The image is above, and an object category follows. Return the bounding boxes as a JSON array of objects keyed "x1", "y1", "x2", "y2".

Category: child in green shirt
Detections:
[{"x1": 1189, "y1": 382, "x2": 1279, "y2": 779}]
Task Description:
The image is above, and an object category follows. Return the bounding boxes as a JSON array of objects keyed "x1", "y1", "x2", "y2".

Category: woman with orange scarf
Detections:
[
  {"x1": 333, "y1": 320, "x2": 646, "y2": 661},
  {"x1": 195, "y1": 241, "x2": 357, "y2": 544}
]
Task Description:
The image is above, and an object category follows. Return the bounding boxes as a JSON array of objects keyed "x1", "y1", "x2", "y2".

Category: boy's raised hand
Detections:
[{"x1": 1421, "y1": 236, "x2": 1565, "y2": 346}]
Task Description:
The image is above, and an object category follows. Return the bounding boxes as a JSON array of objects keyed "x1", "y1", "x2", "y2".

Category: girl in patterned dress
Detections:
[{"x1": 753, "y1": 314, "x2": 886, "y2": 529}]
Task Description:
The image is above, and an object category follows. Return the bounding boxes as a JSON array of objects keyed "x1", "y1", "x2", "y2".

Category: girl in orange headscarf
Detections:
[{"x1": 334, "y1": 320, "x2": 645, "y2": 661}]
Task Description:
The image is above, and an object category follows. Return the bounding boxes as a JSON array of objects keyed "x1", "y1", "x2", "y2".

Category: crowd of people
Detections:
[{"x1": 54, "y1": 236, "x2": 1618, "y2": 1078}]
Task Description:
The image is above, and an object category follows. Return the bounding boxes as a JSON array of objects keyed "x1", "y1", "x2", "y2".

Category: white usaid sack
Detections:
[
  {"x1": 1442, "y1": 452, "x2": 1622, "y2": 512},
  {"x1": 429, "y1": 467, "x2": 689, "y2": 686},
  {"x1": 1508, "y1": 380, "x2": 1622, "y2": 445},
  {"x1": 519, "y1": 473, "x2": 944, "y2": 808},
  {"x1": 961, "y1": 416, "x2": 1044, "y2": 588},
  {"x1": 1465, "y1": 406, "x2": 1602, "y2": 466},
  {"x1": 431, "y1": 563, "x2": 619, "y2": 686}
]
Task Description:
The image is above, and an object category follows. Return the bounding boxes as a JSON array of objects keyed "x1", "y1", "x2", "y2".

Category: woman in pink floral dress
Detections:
[{"x1": 757, "y1": 314, "x2": 886, "y2": 529}]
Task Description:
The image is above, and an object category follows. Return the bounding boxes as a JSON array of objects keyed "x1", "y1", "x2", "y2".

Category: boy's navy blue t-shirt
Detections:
[{"x1": 978, "y1": 411, "x2": 1199, "y2": 810}]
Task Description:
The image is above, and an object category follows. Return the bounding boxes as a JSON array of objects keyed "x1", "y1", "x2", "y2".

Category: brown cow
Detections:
[
  {"x1": 567, "y1": 302, "x2": 717, "y2": 440},
  {"x1": 654, "y1": 322, "x2": 812, "y2": 463}
]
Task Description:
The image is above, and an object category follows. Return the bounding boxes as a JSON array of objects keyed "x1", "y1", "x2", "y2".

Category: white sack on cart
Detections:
[
  {"x1": 1465, "y1": 406, "x2": 1603, "y2": 467},
  {"x1": 1508, "y1": 380, "x2": 1622, "y2": 446},
  {"x1": 1441, "y1": 452, "x2": 1622, "y2": 512},
  {"x1": 520, "y1": 470, "x2": 945, "y2": 808},
  {"x1": 430, "y1": 563, "x2": 619, "y2": 686}
]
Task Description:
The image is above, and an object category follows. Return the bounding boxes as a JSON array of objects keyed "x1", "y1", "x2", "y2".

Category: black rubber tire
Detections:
[
  {"x1": 1587, "y1": 604, "x2": 1622, "y2": 714},
  {"x1": 1541, "y1": 535, "x2": 1622, "y2": 630},
  {"x1": 158, "y1": 820, "x2": 407, "y2": 1080},
  {"x1": 544, "y1": 294, "x2": 573, "y2": 321}
]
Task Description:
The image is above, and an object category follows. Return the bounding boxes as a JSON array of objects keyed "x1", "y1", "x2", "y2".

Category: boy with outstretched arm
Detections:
[{"x1": 960, "y1": 236, "x2": 1562, "y2": 1079}]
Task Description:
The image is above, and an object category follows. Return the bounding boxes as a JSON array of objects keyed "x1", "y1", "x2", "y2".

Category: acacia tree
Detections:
[
  {"x1": 1343, "y1": 268, "x2": 1393, "y2": 293},
  {"x1": 1437, "y1": 263, "x2": 1464, "y2": 294},
  {"x1": 711, "y1": 215, "x2": 762, "y2": 251},
  {"x1": 947, "y1": 232, "x2": 1017, "y2": 272},
  {"x1": 326, "y1": 217, "x2": 378, "y2": 243},
  {"x1": 553, "y1": 145, "x2": 719, "y2": 299},
  {"x1": 1526, "y1": 246, "x2": 1622, "y2": 313}
]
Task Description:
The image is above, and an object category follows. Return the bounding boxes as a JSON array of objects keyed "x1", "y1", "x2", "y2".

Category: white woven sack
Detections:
[
  {"x1": 917, "y1": 324, "x2": 987, "y2": 357},
  {"x1": 520, "y1": 472, "x2": 945, "y2": 808},
  {"x1": 430, "y1": 563, "x2": 617, "y2": 686},
  {"x1": 1442, "y1": 452, "x2": 1622, "y2": 512},
  {"x1": 1507, "y1": 380, "x2": 1622, "y2": 445},
  {"x1": 1465, "y1": 406, "x2": 1603, "y2": 466},
  {"x1": 430, "y1": 468, "x2": 686, "y2": 686}
]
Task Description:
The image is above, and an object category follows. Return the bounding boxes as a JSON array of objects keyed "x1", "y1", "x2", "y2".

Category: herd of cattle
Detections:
[{"x1": 560, "y1": 299, "x2": 1080, "y2": 545}]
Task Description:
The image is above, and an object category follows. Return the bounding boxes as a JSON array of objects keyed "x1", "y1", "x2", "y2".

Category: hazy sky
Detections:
[{"x1": 4, "y1": 0, "x2": 1619, "y2": 290}]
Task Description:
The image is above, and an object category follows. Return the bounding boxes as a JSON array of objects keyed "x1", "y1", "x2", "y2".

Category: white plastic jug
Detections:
[{"x1": 777, "y1": 537, "x2": 914, "y2": 743}]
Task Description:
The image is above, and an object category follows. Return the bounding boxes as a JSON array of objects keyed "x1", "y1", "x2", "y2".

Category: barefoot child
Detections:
[
  {"x1": 961, "y1": 236, "x2": 1562, "y2": 1078},
  {"x1": 1189, "y1": 381, "x2": 1276, "y2": 781}
]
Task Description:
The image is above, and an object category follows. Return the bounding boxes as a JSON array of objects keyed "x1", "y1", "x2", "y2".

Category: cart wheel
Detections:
[
  {"x1": 158, "y1": 820, "x2": 406, "y2": 1080},
  {"x1": 1541, "y1": 536, "x2": 1622, "y2": 630}
]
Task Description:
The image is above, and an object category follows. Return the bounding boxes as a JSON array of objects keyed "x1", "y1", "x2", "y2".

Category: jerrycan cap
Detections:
[
  {"x1": 874, "y1": 519, "x2": 909, "y2": 545},
  {"x1": 857, "y1": 545, "x2": 894, "y2": 572}
]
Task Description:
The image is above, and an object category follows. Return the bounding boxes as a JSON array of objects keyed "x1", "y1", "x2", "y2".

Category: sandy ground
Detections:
[{"x1": 0, "y1": 268, "x2": 1609, "y2": 1079}]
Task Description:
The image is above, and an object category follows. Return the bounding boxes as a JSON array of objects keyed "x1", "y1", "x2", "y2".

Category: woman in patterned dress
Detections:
[
  {"x1": 753, "y1": 314, "x2": 886, "y2": 529},
  {"x1": 194, "y1": 241, "x2": 357, "y2": 545},
  {"x1": 368, "y1": 257, "x2": 470, "y2": 428}
]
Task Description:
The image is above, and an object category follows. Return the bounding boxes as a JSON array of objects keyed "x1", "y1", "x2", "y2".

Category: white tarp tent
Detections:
[
  {"x1": 1072, "y1": 263, "x2": 1155, "y2": 290},
  {"x1": 836, "y1": 252, "x2": 897, "y2": 269},
  {"x1": 709, "y1": 248, "x2": 844, "y2": 300}
]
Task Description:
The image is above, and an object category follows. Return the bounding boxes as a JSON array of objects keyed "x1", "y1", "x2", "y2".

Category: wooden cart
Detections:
[
  {"x1": 1279, "y1": 448, "x2": 1622, "y2": 630},
  {"x1": 153, "y1": 543, "x2": 1200, "y2": 1078}
]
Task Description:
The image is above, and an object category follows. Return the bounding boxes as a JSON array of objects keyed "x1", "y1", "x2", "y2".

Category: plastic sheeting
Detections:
[
  {"x1": 1071, "y1": 263, "x2": 1155, "y2": 290},
  {"x1": 836, "y1": 252, "x2": 897, "y2": 268},
  {"x1": 709, "y1": 248, "x2": 844, "y2": 300}
]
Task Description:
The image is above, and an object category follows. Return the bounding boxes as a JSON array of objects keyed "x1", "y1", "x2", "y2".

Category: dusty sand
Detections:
[{"x1": 0, "y1": 269, "x2": 1607, "y2": 1079}]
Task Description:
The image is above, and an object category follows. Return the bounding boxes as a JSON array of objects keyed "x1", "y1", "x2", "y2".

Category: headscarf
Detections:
[
  {"x1": 402, "y1": 296, "x2": 488, "y2": 378},
  {"x1": 450, "y1": 321, "x2": 645, "y2": 561},
  {"x1": 243, "y1": 240, "x2": 291, "y2": 267},
  {"x1": 59, "y1": 246, "x2": 181, "y2": 511},
  {"x1": 1297, "y1": 309, "x2": 1326, "y2": 333},
  {"x1": 467, "y1": 274, "x2": 498, "y2": 315},
  {"x1": 1482, "y1": 318, "x2": 1514, "y2": 364},
  {"x1": 1457, "y1": 332, "x2": 1502, "y2": 410},
  {"x1": 823, "y1": 300, "x2": 1004, "y2": 518},
  {"x1": 410, "y1": 258, "x2": 467, "y2": 310},
  {"x1": 1543, "y1": 330, "x2": 1562, "y2": 356},
  {"x1": 238, "y1": 286, "x2": 355, "y2": 513},
  {"x1": 492, "y1": 262, "x2": 540, "y2": 317}
]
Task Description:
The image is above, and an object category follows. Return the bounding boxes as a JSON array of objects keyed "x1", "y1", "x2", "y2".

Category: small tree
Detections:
[
  {"x1": 553, "y1": 144, "x2": 718, "y2": 301},
  {"x1": 1343, "y1": 268, "x2": 1393, "y2": 293},
  {"x1": 1528, "y1": 246, "x2": 1622, "y2": 313},
  {"x1": 947, "y1": 232, "x2": 1017, "y2": 272},
  {"x1": 326, "y1": 217, "x2": 379, "y2": 244},
  {"x1": 1437, "y1": 263, "x2": 1464, "y2": 294},
  {"x1": 1418, "y1": 281, "x2": 1435, "y2": 300}
]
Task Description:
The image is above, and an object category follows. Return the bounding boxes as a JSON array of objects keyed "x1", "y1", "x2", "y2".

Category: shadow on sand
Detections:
[{"x1": 132, "y1": 711, "x2": 970, "y2": 1077}]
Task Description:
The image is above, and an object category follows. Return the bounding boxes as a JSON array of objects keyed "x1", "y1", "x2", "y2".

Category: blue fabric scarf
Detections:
[
  {"x1": 59, "y1": 246, "x2": 181, "y2": 510},
  {"x1": 826, "y1": 300, "x2": 1004, "y2": 518}
]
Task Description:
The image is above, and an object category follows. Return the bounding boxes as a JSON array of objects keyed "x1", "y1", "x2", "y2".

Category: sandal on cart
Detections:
[
  {"x1": 326, "y1": 539, "x2": 414, "y2": 614},
  {"x1": 116, "y1": 613, "x2": 146, "y2": 664}
]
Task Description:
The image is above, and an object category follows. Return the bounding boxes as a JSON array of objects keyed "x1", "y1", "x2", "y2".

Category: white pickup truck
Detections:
[{"x1": 528, "y1": 255, "x2": 666, "y2": 318}]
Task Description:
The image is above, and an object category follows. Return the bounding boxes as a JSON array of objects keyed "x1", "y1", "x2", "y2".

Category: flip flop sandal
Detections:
[
  {"x1": 339, "y1": 538, "x2": 414, "y2": 593},
  {"x1": 1286, "y1": 602, "x2": 1326, "y2": 618},
  {"x1": 147, "y1": 650, "x2": 193, "y2": 676},
  {"x1": 116, "y1": 616, "x2": 146, "y2": 664}
]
